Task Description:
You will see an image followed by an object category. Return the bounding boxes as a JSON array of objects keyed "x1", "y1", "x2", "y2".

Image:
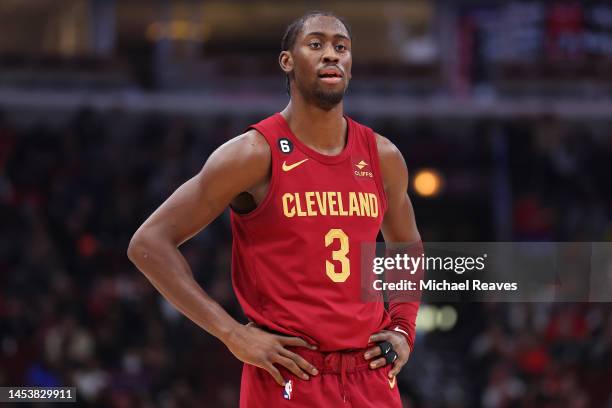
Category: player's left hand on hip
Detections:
[{"x1": 363, "y1": 330, "x2": 411, "y2": 378}]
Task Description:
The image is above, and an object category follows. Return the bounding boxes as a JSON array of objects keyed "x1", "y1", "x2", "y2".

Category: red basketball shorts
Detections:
[{"x1": 240, "y1": 347, "x2": 403, "y2": 407}]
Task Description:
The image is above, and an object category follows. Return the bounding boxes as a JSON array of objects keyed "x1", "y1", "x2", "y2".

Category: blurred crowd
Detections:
[
  {"x1": 0, "y1": 108, "x2": 610, "y2": 407},
  {"x1": 404, "y1": 302, "x2": 612, "y2": 408}
]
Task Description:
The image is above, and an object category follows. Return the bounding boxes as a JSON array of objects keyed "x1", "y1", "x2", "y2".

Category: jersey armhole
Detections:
[
  {"x1": 366, "y1": 130, "x2": 389, "y2": 215},
  {"x1": 230, "y1": 126, "x2": 278, "y2": 220}
]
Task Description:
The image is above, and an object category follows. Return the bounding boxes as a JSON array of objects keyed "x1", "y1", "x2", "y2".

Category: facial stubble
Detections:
[{"x1": 293, "y1": 72, "x2": 349, "y2": 111}]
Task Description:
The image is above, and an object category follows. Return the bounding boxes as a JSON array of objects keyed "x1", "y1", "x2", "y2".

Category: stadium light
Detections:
[
  {"x1": 415, "y1": 305, "x2": 436, "y2": 333},
  {"x1": 413, "y1": 169, "x2": 443, "y2": 197},
  {"x1": 435, "y1": 305, "x2": 458, "y2": 331}
]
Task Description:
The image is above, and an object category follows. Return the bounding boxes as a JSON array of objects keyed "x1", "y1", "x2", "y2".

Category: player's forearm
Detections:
[
  {"x1": 127, "y1": 235, "x2": 240, "y2": 342},
  {"x1": 383, "y1": 233, "x2": 423, "y2": 352}
]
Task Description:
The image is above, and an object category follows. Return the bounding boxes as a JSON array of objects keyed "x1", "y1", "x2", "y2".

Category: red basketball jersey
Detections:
[{"x1": 230, "y1": 113, "x2": 391, "y2": 351}]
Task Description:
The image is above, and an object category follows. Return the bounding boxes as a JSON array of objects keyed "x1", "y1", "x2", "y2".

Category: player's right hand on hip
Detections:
[{"x1": 225, "y1": 322, "x2": 319, "y2": 386}]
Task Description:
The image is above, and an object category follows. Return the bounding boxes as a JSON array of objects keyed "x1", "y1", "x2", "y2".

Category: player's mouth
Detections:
[{"x1": 317, "y1": 67, "x2": 343, "y2": 85}]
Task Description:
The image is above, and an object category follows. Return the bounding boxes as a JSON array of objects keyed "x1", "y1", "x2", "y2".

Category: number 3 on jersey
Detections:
[{"x1": 325, "y1": 229, "x2": 350, "y2": 282}]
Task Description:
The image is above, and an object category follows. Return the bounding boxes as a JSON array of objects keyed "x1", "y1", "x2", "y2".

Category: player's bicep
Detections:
[
  {"x1": 377, "y1": 134, "x2": 420, "y2": 243},
  {"x1": 382, "y1": 192, "x2": 419, "y2": 243},
  {"x1": 135, "y1": 131, "x2": 270, "y2": 246}
]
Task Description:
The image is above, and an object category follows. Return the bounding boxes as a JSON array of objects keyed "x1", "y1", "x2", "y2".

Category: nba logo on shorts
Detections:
[{"x1": 283, "y1": 380, "x2": 293, "y2": 400}]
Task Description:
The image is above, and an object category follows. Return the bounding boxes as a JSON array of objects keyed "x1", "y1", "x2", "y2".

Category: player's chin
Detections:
[
  {"x1": 312, "y1": 89, "x2": 345, "y2": 109},
  {"x1": 313, "y1": 82, "x2": 347, "y2": 97}
]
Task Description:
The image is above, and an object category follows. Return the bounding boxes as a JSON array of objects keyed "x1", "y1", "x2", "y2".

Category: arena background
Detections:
[{"x1": 1, "y1": 1, "x2": 611, "y2": 407}]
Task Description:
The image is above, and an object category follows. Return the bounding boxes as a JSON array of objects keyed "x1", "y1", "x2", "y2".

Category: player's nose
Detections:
[{"x1": 322, "y1": 43, "x2": 340, "y2": 63}]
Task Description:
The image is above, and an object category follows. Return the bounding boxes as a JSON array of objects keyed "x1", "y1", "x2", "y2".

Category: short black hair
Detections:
[{"x1": 281, "y1": 11, "x2": 352, "y2": 95}]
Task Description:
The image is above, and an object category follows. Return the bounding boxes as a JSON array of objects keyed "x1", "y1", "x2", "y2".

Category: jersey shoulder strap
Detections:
[
  {"x1": 247, "y1": 113, "x2": 299, "y2": 159},
  {"x1": 346, "y1": 116, "x2": 388, "y2": 213}
]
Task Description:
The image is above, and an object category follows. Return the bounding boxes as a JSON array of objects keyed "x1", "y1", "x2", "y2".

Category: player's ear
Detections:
[{"x1": 279, "y1": 51, "x2": 293, "y2": 75}]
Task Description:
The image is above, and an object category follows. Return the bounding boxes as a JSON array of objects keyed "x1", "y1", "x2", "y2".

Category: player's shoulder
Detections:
[
  {"x1": 373, "y1": 132, "x2": 404, "y2": 164},
  {"x1": 228, "y1": 128, "x2": 269, "y2": 151},
  {"x1": 218, "y1": 128, "x2": 271, "y2": 163},
  {"x1": 204, "y1": 129, "x2": 271, "y2": 185},
  {"x1": 372, "y1": 132, "x2": 408, "y2": 189}
]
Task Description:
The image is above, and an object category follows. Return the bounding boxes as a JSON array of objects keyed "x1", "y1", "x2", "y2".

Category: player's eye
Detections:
[
  {"x1": 335, "y1": 44, "x2": 347, "y2": 52},
  {"x1": 309, "y1": 41, "x2": 322, "y2": 49}
]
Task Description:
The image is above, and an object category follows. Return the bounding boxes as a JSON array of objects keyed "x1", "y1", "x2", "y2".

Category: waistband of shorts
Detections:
[{"x1": 287, "y1": 347, "x2": 372, "y2": 374}]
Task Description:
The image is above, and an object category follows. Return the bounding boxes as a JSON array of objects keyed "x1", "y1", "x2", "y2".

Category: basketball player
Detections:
[{"x1": 128, "y1": 11, "x2": 421, "y2": 407}]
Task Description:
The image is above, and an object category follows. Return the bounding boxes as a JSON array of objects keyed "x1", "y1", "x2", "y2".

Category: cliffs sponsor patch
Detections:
[{"x1": 354, "y1": 160, "x2": 373, "y2": 178}]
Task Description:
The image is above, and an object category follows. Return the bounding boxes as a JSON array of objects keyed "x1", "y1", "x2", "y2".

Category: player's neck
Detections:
[{"x1": 280, "y1": 99, "x2": 347, "y2": 156}]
